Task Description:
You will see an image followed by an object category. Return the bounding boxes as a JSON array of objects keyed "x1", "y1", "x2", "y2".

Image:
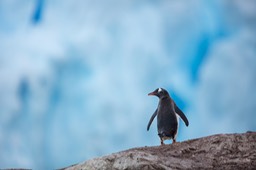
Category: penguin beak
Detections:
[{"x1": 148, "y1": 91, "x2": 157, "y2": 96}]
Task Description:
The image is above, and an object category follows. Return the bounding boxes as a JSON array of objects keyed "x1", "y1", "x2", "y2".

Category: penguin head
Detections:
[{"x1": 148, "y1": 88, "x2": 169, "y2": 99}]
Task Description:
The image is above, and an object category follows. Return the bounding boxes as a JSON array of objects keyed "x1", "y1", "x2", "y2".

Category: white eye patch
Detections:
[{"x1": 158, "y1": 88, "x2": 162, "y2": 93}]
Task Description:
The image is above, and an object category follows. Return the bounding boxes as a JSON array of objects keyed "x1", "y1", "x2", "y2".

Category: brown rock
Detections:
[{"x1": 60, "y1": 132, "x2": 256, "y2": 170}]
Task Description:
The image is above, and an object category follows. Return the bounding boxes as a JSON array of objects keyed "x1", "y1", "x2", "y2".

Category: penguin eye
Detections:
[{"x1": 158, "y1": 88, "x2": 162, "y2": 93}]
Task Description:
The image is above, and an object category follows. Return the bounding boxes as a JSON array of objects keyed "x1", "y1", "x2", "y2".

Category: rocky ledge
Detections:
[{"x1": 60, "y1": 132, "x2": 256, "y2": 170}]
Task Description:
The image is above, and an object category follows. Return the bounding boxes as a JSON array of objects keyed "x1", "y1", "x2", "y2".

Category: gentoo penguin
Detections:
[{"x1": 147, "y1": 88, "x2": 189, "y2": 145}]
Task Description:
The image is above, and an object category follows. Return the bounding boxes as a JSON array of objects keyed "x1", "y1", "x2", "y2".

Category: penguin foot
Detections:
[
  {"x1": 160, "y1": 139, "x2": 165, "y2": 145},
  {"x1": 172, "y1": 139, "x2": 176, "y2": 144}
]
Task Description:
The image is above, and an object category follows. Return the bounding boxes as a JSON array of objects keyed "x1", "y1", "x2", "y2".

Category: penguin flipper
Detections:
[
  {"x1": 175, "y1": 104, "x2": 189, "y2": 126},
  {"x1": 147, "y1": 109, "x2": 157, "y2": 131}
]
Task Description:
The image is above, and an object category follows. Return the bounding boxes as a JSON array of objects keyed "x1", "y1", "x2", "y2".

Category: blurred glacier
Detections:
[{"x1": 0, "y1": 0, "x2": 256, "y2": 169}]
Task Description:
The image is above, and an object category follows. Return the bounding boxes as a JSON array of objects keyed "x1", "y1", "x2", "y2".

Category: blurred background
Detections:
[{"x1": 0, "y1": 0, "x2": 256, "y2": 169}]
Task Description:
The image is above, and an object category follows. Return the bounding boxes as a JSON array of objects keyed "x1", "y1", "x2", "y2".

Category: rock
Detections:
[{"x1": 60, "y1": 132, "x2": 256, "y2": 170}]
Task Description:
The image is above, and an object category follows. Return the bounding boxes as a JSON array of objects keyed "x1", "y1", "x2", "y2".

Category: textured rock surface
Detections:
[{"x1": 61, "y1": 132, "x2": 256, "y2": 170}]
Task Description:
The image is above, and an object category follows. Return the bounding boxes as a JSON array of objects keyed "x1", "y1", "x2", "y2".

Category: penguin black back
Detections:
[{"x1": 147, "y1": 88, "x2": 189, "y2": 145}]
